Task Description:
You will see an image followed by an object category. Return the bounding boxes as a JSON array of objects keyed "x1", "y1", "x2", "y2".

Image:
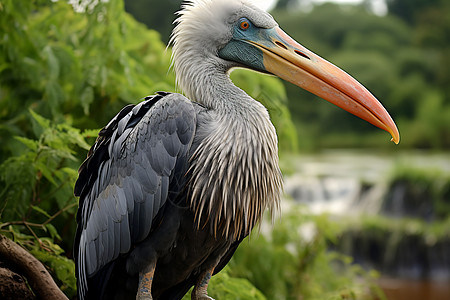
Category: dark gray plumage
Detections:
[{"x1": 74, "y1": 92, "x2": 201, "y2": 299}]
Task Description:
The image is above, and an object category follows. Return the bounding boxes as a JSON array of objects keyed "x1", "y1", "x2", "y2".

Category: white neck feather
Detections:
[
  {"x1": 171, "y1": 0, "x2": 283, "y2": 239},
  {"x1": 176, "y1": 56, "x2": 282, "y2": 239}
]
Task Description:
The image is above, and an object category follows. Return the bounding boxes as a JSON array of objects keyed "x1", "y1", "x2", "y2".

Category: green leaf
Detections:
[
  {"x1": 82, "y1": 128, "x2": 100, "y2": 139},
  {"x1": 45, "y1": 223, "x2": 62, "y2": 240},
  {"x1": 29, "y1": 246, "x2": 76, "y2": 298},
  {"x1": 35, "y1": 160, "x2": 57, "y2": 185},
  {"x1": 29, "y1": 109, "x2": 51, "y2": 130},
  {"x1": 14, "y1": 136, "x2": 38, "y2": 151},
  {"x1": 45, "y1": 81, "x2": 65, "y2": 114},
  {"x1": 43, "y1": 45, "x2": 60, "y2": 80},
  {"x1": 8, "y1": 225, "x2": 34, "y2": 241},
  {"x1": 31, "y1": 205, "x2": 52, "y2": 218},
  {"x1": 80, "y1": 86, "x2": 94, "y2": 115},
  {"x1": 60, "y1": 167, "x2": 78, "y2": 179}
]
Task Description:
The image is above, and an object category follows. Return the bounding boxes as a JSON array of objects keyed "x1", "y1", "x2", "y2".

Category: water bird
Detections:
[{"x1": 74, "y1": 0, "x2": 399, "y2": 299}]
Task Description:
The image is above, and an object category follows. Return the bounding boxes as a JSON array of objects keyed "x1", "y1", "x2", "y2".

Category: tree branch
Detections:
[{"x1": 0, "y1": 234, "x2": 68, "y2": 300}]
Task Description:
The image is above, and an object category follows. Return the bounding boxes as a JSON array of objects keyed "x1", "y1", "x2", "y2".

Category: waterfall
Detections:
[{"x1": 283, "y1": 150, "x2": 450, "y2": 282}]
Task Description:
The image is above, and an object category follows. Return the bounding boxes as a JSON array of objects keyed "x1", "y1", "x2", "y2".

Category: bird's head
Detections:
[{"x1": 171, "y1": 0, "x2": 400, "y2": 144}]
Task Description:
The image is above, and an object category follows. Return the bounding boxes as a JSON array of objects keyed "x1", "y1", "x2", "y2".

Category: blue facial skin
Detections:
[{"x1": 219, "y1": 18, "x2": 276, "y2": 73}]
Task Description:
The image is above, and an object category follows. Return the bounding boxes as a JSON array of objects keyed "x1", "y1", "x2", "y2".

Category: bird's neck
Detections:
[
  {"x1": 185, "y1": 66, "x2": 283, "y2": 240},
  {"x1": 180, "y1": 61, "x2": 256, "y2": 113}
]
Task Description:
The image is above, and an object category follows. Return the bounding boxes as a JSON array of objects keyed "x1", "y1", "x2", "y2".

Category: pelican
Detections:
[{"x1": 74, "y1": 0, "x2": 399, "y2": 299}]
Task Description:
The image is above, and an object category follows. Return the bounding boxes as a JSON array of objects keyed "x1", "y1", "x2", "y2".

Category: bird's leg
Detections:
[
  {"x1": 136, "y1": 263, "x2": 155, "y2": 300},
  {"x1": 191, "y1": 269, "x2": 215, "y2": 300}
]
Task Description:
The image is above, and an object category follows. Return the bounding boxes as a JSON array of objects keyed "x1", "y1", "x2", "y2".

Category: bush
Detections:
[{"x1": 228, "y1": 206, "x2": 385, "y2": 300}]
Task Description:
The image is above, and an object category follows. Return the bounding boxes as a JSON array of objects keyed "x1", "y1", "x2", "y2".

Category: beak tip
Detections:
[{"x1": 390, "y1": 131, "x2": 400, "y2": 145}]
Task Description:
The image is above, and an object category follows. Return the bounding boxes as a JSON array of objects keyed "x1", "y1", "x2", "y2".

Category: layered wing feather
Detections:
[{"x1": 74, "y1": 92, "x2": 197, "y2": 299}]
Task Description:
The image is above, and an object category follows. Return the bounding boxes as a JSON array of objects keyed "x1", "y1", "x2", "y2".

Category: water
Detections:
[
  {"x1": 284, "y1": 149, "x2": 450, "y2": 215},
  {"x1": 282, "y1": 150, "x2": 450, "y2": 300},
  {"x1": 379, "y1": 277, "x2": 450, "y2": 300},
  {"x1": 285, "y1": 149, "x2": 450, "y2": 179}
]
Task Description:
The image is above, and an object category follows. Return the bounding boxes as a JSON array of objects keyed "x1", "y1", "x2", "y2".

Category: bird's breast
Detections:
[{"x1": 187, "y1": 113, "x2": 283, "y2": 240}]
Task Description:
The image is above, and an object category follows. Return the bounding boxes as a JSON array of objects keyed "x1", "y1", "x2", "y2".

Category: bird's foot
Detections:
[
  {"x1": 191, "y1": 270, "x2": 214, "y2": 300},
  {"x1": 192, "y1": 290, "x2": 215, "y2": 300},
  {"x1": 193, "y1": 294, "x2": 214, "y2": 300},
  {"x1": 136, "y1": 287, "x2": 153, "y2": 300}
]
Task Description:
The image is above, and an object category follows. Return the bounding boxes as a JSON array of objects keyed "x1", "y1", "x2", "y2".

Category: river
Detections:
[
  {"x1": 282, "y1": 149, "x2": 450, "y2": 300},
  {"x1": 379, "y1": 277, "x2": 450, "y2": 300}
]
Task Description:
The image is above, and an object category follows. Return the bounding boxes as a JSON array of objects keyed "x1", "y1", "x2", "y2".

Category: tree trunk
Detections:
[
  {"x1": 0, "y1": 262, "x2": 36, "y2": 299},
  {"x1": 0, "y1": 234, "x2": 69, "y2": 300}
]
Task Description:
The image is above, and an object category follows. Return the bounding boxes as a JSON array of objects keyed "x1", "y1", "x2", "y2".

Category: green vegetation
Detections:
[
  {"x1": 340, "y1": 214, "x2": 450, "y2": 249},
  {"x1": 181, "y1": 268, "x2": 267, "y2": 300},
  {"x1": 384, "y1": 165, "x2": 450, "y2": 220},
  {"x1": 125, "y1": 0, "x2": 450, "y2": 150},
  {"x1": 181, "y1": 207, "x2": 386, "y2": 300},
  {"x1": 1, "y1": 1, "x2": 176, "y2": 296},
  {"x1": 1, "y1": 0, "x2": 449, "y2": 299},
  {"x1": 229, "y1": 210, "x2": 385, "y2": 300},
  {"x1": 336, "y1": 214, "x2": 450, "y2": 280},
  {"x1": 271, "y1": 1, "x2": 450, "y2": 150}
]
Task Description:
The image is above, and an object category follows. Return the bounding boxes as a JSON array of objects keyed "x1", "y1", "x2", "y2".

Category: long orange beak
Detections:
[{"x1": 250, "y1": 27, "x2": 400, "y2": 144}]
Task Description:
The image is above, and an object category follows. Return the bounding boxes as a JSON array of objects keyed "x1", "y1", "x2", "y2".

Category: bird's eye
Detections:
[{"x1": 239, "y1": 18, "x2": 250, "y2": 30}]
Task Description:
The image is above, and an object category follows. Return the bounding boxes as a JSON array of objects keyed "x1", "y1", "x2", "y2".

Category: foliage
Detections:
[
  {"x1": 182, "y1": 268, "x2": 267, "y2": 300},
  {"x1": 122, "y1": 0, "x2": 450, "y2": 150},
  {"x1": 123, "y1": 0, "x2": 180, "y2": 44},
  {"x1": 6, "y1": 225, "x2": 77, "y2": 298},
  {"x1": 0, "y1": 0, "x2": 296, "y2": 160},
  {"x1": 384, "y1": 165, "x2": 450, "y2": 220},
  {"x1": 228, "y1": 206, "x2": 385, "y2": 300},
  {"x1": 179, "y1": 206, "x2": 386, "y2": 300},
  {"x1": 341, "y1": 214, "x2": 450, "y2": 247},
  {"x1": 336, "y1": 214, "x2": 450, "y2": 280},
  {"x1": 207, "y1": 269, "x2": 267, "y2": 300},
  {"x1": 0, "y1": 0, "x2": 175, "y2": 162},
  {"x1": 0, "y1": 110, "x2": 93, "y2": 298},
  {"x1": 0, "y1": 110, "x2": 90, "y2": 221},
  {"x1": 0, "y1": 0, "x2": 176, "y2": 296},
  {"x1": 272, "y1": 2, "x2": 450, "y2": 150},
  {"x1": 385, "y1": 0, "x2": 444, "y2": 24}
]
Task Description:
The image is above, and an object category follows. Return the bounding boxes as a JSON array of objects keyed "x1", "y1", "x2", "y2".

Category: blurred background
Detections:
[{"x1": 0, "y1": 0, "x2": 449, "y2": 299}]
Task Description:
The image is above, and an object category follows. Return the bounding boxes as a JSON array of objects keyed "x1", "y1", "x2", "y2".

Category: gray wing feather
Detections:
[
  {"x1": 76, "y1": 94, "x2": 197, "y2": 295},
  {"x1": 120, "y1": 214, "x2": 131, "y2": 252},
  {"x1": 87, "y1": 239, "x2": 97, "y2": 275}
]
